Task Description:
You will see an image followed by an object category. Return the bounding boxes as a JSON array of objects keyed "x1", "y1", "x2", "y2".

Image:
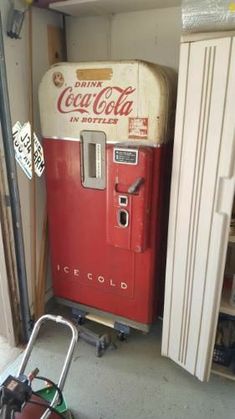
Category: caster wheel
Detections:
[
  {"x1": 117, "y1": 332, "x2": 127, "y2": 341},
  {"x1": 77, "y1": 317, "x2": 85, "y2": 326}
]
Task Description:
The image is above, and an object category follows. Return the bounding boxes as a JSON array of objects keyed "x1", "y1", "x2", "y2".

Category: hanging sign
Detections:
[{"x1": 12, "y1": 121, "x2": 45, "y2": 179}]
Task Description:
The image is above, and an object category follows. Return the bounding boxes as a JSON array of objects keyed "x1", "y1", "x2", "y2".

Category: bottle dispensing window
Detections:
[{"x1": 81, "y1": 130, "x2": 106, "y2": 190}]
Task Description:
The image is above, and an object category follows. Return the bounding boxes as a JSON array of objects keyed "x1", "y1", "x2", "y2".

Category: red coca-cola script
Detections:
[{"x1": 57, "y1": 86, "x2": 136, "y2": 116}]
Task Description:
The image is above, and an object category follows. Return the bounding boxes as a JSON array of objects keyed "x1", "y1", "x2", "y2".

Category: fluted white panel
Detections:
[{"x1": 162, "y1": 35, "x2": 235, "y2": 381}]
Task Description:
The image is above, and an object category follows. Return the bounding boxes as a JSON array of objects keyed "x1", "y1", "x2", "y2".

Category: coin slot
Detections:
[{"x1": 119, "y1": 195, "x2": 128, "y2": 207}]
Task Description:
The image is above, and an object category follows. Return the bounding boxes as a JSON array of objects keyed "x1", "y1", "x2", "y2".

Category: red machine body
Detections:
[{"x1": 39, "y1": 61, "x2": 175, "y2": 330}]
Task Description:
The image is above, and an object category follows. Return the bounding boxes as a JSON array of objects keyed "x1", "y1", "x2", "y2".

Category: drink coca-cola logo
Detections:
[{"x1": 57, "y1": 85, "x2": 136, "y2": 116}]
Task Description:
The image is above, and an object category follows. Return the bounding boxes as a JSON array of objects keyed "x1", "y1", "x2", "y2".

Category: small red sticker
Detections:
[{"x1": 128, "y1": 117, "x2": 148, "y2": 139}]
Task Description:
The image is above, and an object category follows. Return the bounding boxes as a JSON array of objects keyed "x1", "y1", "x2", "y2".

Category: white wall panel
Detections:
[
  {"x1": 66, "y1": 7, "x2": 181, "y2": 70},
  {"x1": 111, "y1": 8, "x2": 181, "y2": 69},
  {"x1": 67, "y1": 15, "x2": 111, "y2": 61}
]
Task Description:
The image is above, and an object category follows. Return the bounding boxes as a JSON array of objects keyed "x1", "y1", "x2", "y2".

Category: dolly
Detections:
[
  {"x1": 72, "y1": 307, "x2": 130, "y2": 356},
  {"x1": 0, "y1": 314, "x2": 78, "y2": 419}
]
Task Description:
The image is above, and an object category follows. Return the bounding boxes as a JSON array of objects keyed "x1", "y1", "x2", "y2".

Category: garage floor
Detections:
[
  {"x1": 0, "y1": 306, "x2": 235, "y2": 419},
  {"x1": 0, "y1": 335, "x2": 22, "y2": 373}
]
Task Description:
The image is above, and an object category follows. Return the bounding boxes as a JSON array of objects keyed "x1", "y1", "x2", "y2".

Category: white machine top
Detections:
[{"x1": 39, "y1": 60, "x2": 176, "y2": 146}]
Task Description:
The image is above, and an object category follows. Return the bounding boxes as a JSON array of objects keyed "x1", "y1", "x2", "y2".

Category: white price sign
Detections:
[{"x1": 12, "y1": 122, "x2": 45, "y2": 179}]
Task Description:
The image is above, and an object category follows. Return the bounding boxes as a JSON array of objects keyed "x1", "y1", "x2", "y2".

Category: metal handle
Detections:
[
  {"x1": 17, "y1": 314, "x2": 78, "y2": 419},
  {"x1": 128, "y1": 177, "x2": 144, "y2": 194},
  {"x1": 215, "y1": 176, "x2": 235, "y2": 216}
]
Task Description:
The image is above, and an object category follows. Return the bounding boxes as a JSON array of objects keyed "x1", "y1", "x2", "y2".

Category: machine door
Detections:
[
  {"x1": 162, "y1": 37, "x2": 235, "y2": 381},
  {"x1": 106, "y1": 146, "x2": 153, "y2": 253}
]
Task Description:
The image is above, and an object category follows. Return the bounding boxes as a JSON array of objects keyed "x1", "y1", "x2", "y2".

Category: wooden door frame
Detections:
[{"x1": 0, "y1": 150, "x2": 21, "y2": 346}]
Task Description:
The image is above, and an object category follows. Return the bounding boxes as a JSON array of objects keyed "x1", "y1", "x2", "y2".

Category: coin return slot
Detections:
[{"x1": 118, "y1": 209, "x2": 129, "y2": 228}]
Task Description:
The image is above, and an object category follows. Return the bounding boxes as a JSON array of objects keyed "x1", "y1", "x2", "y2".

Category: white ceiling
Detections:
[{"x1": 50, "y1": 0, "x2": 181, "y2": 17}]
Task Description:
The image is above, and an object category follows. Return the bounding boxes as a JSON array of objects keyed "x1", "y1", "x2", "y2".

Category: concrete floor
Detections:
[
  {"x1": 0, "y1": 308, "x2": 235, "y2": 419},
  {"x1": 0, "y1": 335, "x2": 22, "y2": 373}
]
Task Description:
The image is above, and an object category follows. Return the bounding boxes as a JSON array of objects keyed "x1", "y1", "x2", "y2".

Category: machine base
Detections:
[{"x1": 56, "y1": 298, "x2": 151, "y2": 333}]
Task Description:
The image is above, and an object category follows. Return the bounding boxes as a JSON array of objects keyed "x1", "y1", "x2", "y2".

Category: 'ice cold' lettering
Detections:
[{"x1": 56, "y1": 264, "x2": 128, "y2": 290}]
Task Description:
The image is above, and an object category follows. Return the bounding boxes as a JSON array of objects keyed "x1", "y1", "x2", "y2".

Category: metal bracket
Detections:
[
  {"x1": 71, "y1": 308, "x2": 86, "y2": 325},
  {"x1": 72, "y1": 308, "x2": 115, "y2": 357},
  {"x1": 114, "y1": 322, "x2": 130, "y2": 341}
]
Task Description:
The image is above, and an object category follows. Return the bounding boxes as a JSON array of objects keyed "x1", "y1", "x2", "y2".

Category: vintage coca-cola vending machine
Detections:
[{"x1": 39, "y1": 60, "x2": 175, "y2": 333}]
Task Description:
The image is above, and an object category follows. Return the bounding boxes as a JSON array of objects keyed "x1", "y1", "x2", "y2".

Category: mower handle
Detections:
[{"x1": 17, "y1": 314, "x2": 78, "y2": 419}]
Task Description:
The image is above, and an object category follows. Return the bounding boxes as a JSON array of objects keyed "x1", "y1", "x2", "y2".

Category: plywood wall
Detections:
[{"x1": 0, "y1": 1, "x2": 63, "y2": 315}]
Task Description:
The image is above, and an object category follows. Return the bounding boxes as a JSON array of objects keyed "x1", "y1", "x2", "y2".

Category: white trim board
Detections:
[{"x1": 50, "y1": 0, "x2": 181, "y2": 16}]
